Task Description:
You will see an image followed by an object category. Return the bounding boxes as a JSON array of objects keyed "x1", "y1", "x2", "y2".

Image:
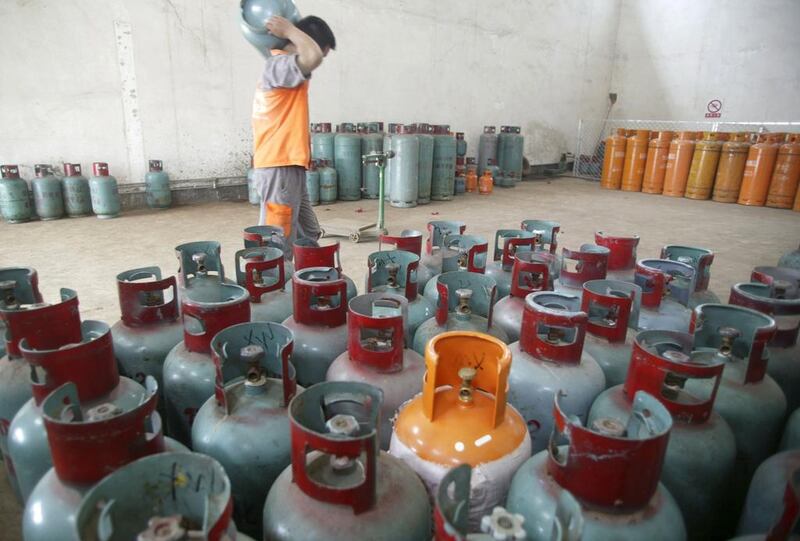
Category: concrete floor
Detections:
[{"x1": 1, "y1": 176, "x2": 799, "y2": 536}]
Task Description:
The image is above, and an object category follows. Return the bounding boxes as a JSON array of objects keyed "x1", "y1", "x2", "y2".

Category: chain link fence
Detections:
[{"x1": 573, "y1": 119, "x2": 800, "y2": 181}]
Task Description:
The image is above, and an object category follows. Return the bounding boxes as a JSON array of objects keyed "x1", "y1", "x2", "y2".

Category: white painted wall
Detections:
[
  {"x1": 610, "y1": 0, "x2": 800, "y2": 122},
  {"x1": 0, "y1": 0, "x2": 620, "y2": 183}
]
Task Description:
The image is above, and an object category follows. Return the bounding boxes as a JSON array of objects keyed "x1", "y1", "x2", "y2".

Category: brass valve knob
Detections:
[
  {"x1": 385, "y1": 262, "x2": 400, "y2": 288},
  {"x1": 458, "y1": 366, "x2": 477, "y2": 404},
  {"x1": 191, "y1": 253, "x2": 207, "y2": 273},
  {"x1": 455, "y1": 288, "x2": 473, "y2": 315},
  {"x1": 718, "y1": 326, "x2": 741, "y2": 357},
  {"x1": 241, "y1": 344, "x2": 266, "y2": 384}
]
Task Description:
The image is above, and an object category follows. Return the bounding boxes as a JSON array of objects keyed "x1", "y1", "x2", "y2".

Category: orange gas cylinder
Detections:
[
  {"x1": 766, "y1": 133, "x2": 800, "y2": 209},
  {"x1": 712, "y1": 132, "x2": 751, "y2": 203},
  {"x1": 600, "y1": 128, "x2": 627, "y2": 190},
  {"x1": 389, "y1": 331, "x2": 531, "y2": 529},
  {"x1": 662, "y1": 131, "x2": 696, "y2": 197},
  {"x1": 465, "y1": 168, "x2": 478, "y2": 193},
  {"x1": 642, "y1": 131, "x2": 674, "y2": 194},
  {"x1": 685, "y1": 132, "x2": 724, "y2": 200},
  {"x1": 620, "y1": 129, "x2": 651, "y2": 192},
  {"x1": 478, "y1": 170, "x2": 493, "y2": 195},
  {"x1": 738, "y1": 133, "x2": 782, "y2": 206}
]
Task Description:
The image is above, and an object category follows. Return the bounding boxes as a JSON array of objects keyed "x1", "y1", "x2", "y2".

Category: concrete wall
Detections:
[
  {"x1": 0, "y1": 0, "x2": 621, "y2": 183},
  {"x1": 610, "y1": 0, "x2": 800, "y2": 122}
]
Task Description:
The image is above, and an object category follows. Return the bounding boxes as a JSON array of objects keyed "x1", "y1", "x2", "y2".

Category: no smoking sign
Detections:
[{"x1": 705, "y1": 99, "x2": 722, "y2": 118}]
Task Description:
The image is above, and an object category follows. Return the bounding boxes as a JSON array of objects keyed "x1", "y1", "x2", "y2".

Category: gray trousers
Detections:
[{"x1": 253, "y1": 166, "x2": 321, "y2": 258}]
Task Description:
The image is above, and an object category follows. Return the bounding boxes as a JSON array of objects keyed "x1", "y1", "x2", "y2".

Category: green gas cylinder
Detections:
[
  {"x1": 334, "y1": 123, "x2": 362, "y2": 201},
  {"x1": 456, "y1": 132, "x2": 467, "y2": 157},
  {"x1": 61, "y1": 164, "x2": 91, "y2": 217},
  {"x1": 88, "y1": 162, "x2": 121, "y2": 219},
  {"x1": 389, "y1": 124, "x2": 420, "y2": 208},
  {"x1": 0, "y1": 165, "x2": 32, "y2": 223},
  {"x1": 504, "y1": 126, "x2": 524, "y2": 185},
  {"x1": 362, "y1": 123, "x2": 384, "y2": 199},
  {"x1": 318, "y1": 160, "x2": 338, "y2": 204},
  {"x1": 145, "y1": 160, "x2": 171, "y2": 209},
  {"x1": 31, "y1": 164, "x2": 64, "y2": 220},
  {"x1": 311, "y1": 123, "x2": 335, "y2": 165},
  {"x1": 497, "y1": 126, "x2": 510, "y2": 185},
  {"x1": 383, "y1": 123, "x2": 400, "y2": 202},
  {"x1": 415, "y1": 123, "x2": 434, "y2": 204},
  {"x1": 239, "y1": 0, "x2": 301, "y2": 58},
  {"x1": 431, "y1": 125, "x2": 456, "y2": 201},
  {"x1": 306, "y1": 160, "x2": 320, "y2": 206}
]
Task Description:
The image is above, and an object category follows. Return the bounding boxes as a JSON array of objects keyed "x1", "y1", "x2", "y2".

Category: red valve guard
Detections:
[
  {"x1": 347, "y1": 294, "x2": 405, "y2": 373},
  {"x1": 509, "y1": 255, "x2": 551, "y2": 299},
  {"x1": 235, "y1": 248, "x2": 285, "y2": 302},
  {"x1": 42, "y1": 379, "x2": 164, "y2": 485},
  {"x1": 2, "y1": 289, "x2": 80, "y2": 359},
  {"x1": 117, "y1": 268, "x2": 179, "y2": 326},
  {"x1": 379, "y1": 232, "x2": 423, "y2": 256},
  {"x1": 294, "y1": 242, "x2": 342, "y2": 271},
  {"x1": 595, "y1": 232, "x2": 639, "y2": 271},
  {"x1": 520, "y1": 292, "x2": 587, "y2": 365},
  {"x1": 559, "y1": 245, "x2": 609, "y2": 289},
  {"x1": 690, "y1": 304, "x2": 777, "y2": 384},
  {"x1": 23, "y1": 321, "x2": 119, "y2": 406},
  {"x1": 729, "y1": 282, "x2": 800, "y2": 348},
  {"x1": 624, "y1": 331, "x2": 723, "y2": 423},
  {"x1": 292, "y1": 268, "x2": 348, "y2": 327},
  {"x1": 289, "y1": 382, "x2": 380, "y2": 513},
  {"x1": 212, "y1": 323, "x2": 297, "y2": 412},
  {"x1": 582, "y1": 284, "x2": 634, "y2": 343},
  {"x1": 547, "y1": 391, "x2": 671, "y2": 511},
  {"x1": 181, "y1": 288, "x2": 251, "y2": 353}
]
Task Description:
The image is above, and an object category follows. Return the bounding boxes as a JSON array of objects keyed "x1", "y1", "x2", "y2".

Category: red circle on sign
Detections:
[{"x1": 707, "y1": 100, "x2": 722, "y2": 113}]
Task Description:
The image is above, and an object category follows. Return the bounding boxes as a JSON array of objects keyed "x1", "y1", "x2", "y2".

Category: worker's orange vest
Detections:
[{"x1": 252, "y1": 50, "x2": 310, "y2": 169}]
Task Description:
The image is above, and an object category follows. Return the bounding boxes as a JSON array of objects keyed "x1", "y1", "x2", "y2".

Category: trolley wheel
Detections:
[
  {"x1": 319, "y1": 228, "x2": 327, "y2": 238},
  {"x1": 349, "y1": 232, "x2": 360, "y2": 243}
]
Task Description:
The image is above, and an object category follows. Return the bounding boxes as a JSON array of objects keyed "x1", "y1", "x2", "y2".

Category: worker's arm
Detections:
[{"x1": 267, "y1": 16, "x2": 323, "y2": 76}]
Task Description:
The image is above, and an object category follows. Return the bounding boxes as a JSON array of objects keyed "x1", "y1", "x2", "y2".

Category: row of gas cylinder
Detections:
[
  {"x1": 304, "y1": 121, "x2": 465, "y2": 206},
  {"x1": 477, "y1": 125, "x2": 526, "y2": 187},
  {"x1": 600, "y1": 128, "x2": 800, "y2": 209},
  {"x1": 0, "y1": 161, "x2": 171, "y2": 224},
  {"x1": 2, "y1": 222, "x2": 800, "y2": 540}
]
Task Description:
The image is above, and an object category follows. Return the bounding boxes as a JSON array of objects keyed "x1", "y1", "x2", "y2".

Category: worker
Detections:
[{"x1": 251, "y1": 15, "x2": 336, "y2": 256}]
